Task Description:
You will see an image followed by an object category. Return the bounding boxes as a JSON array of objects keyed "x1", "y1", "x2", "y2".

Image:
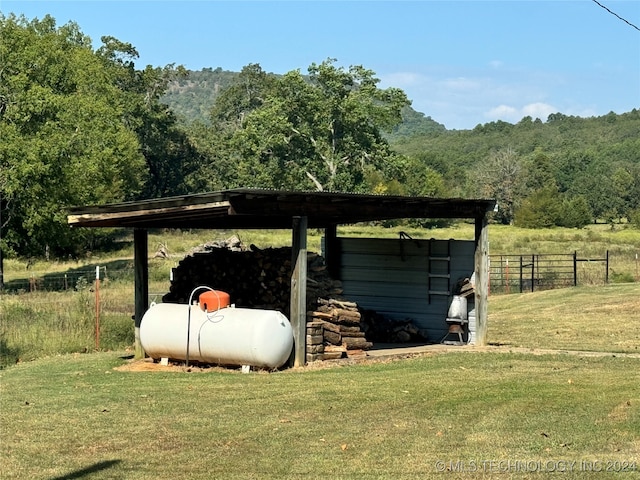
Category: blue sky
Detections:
[{"x1": 3, "y1": 0, "x2": 639, "y2": 129}]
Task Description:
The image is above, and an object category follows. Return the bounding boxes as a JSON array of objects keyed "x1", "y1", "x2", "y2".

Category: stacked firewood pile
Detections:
[
  {"x1": 163, "y1": 244, "x2": 295, "y2": 312},
  {"x1": 307, "y1": 298, "x2": 373, "y2": 358},
  {"x1": 163, "y1": 242, "x2": 347, "y2": 320},
  {"x1": 359, "y1": 309, "x2": 428, "y2": 343}
]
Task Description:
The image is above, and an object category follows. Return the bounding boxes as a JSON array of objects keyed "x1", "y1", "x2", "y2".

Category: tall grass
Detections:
[{"x1": 0, "y1": 287, "x2": 136, "y2": 367}]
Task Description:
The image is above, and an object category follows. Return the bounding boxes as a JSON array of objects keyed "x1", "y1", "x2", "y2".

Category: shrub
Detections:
[
  {"x1": 559, "y1": 196, "x2": 592, "y2": 228},
  {"x1": 514, "y1": 187, "x2": 562, "y2": 228}
]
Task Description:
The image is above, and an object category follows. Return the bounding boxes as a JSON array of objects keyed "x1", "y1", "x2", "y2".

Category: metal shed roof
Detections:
[{"x1": 67, "y1": 188, "x2": 496, "y2": 229}]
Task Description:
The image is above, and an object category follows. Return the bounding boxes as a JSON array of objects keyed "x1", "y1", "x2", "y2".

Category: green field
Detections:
[{"x1": 3, "y1": 222, "x2": 639, "y2": 284}]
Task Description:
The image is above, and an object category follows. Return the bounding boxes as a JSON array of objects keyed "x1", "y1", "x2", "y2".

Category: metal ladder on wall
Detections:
[{"x1": 428, "y1": 239, "x2": 451, "y2": 303}]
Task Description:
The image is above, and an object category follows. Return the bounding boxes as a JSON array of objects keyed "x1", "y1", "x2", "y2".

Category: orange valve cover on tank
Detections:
[{"x1": 199, "y1": 290, "x2": 231, "y2": 312}]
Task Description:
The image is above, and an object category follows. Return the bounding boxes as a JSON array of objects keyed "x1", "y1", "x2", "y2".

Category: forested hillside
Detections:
[
  {"x1": 1, "y1": 15, "x2": 639, "y2": 263},
  {"x1": 162, "y1": 67, "x2": 250, "y2": 124},
  {"x1": 391, "y1": 110, "x2": 640, "y2": 227},
  {"x1": 161, "y1": 67, "x2": 446, "y2": 136}
]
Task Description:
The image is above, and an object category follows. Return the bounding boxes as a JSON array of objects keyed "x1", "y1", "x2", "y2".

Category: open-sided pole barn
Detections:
[{"x1": 67, "y1": 188, "x2": 496, "y2": 366}]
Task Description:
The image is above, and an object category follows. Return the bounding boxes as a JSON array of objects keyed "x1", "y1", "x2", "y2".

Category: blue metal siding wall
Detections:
[{"x1": 338, "y1": 238, "x2": 475, "y2": 343}]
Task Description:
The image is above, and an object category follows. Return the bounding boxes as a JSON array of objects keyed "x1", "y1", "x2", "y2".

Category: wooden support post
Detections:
[
  {"x1": 290, "y1": 216, "x2": 308, "y2": 367},
  {"x1": 474, "y1": 214, "x2": 489, "y2": 346},
  {"x1": 134, "y1": 228, "x2": 149, "y2": 359}
]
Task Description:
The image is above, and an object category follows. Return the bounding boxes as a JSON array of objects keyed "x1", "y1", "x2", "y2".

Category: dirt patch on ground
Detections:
[
  {"x1": 114, "y1": 358, "x2": 235, "y2": 373},
  {"x1": 113, "y1": 344, "x2": 640, "y2": 374},
  {"x1": 113, "y1": 349, "x2": 435, "y2": 374}
]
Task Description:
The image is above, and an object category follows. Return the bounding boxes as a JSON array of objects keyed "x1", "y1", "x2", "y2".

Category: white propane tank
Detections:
[{"x1": 140, "y1": 303, "x2": 294, "y2": 369}]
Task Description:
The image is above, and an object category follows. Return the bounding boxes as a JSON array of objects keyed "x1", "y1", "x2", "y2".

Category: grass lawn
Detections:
[
  {"x1": 1, "y1": 351, "x2": 639, "y2": 480},
  {"x1": 489, "y1": 283, "x2": 640, "y2": 354}
]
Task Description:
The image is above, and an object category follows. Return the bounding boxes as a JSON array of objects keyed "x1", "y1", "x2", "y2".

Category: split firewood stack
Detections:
[
  {"x1": 162, "y1": 244, "x2": 295, "y2": 314},
  {"x1": 307, "y1": 297, "x2": 373, "y2": 360},
  {"x1": 359, "y1": 309, "x2": 428, "y2": 344},
  {"x1": 163, "y1": 240, "x2": 362, "y2": 321}
]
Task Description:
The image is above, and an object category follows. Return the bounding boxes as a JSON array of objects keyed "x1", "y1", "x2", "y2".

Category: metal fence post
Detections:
[
  {"x1": 519, "y1": 256, "x2": 523, "y2": 293},
  {"x1": 531, "y1": 255, "x2": 535, "y2": 292}
]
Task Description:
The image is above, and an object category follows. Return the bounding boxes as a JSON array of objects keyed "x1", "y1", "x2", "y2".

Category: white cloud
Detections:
[
  {"x1": 442, "y1": 77, "x2": 481, "y2": 91},
  {"x1": 378, "y1": 72, "x2": 425, "y2": 88},
  {"x1": 484, "y1": 102, "x2": 558, "y2": 124},
  {"x1": 379, "y1": 65, "x2": 560, "y2": 128},
  {"x1": 485, "y1": 105, "x2": 519, "y2": 122},
  {"x1": 522, "y1": 102, "x2": 557, "y2": 120}
]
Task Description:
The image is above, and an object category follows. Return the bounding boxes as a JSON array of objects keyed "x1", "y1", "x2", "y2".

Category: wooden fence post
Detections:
[{"x1": 95, "y1": 266, "x2": 100, "y2": 350}]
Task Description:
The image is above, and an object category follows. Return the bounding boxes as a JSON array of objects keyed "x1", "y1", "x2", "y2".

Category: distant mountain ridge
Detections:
[{"x1": 161, "y1": 67, "x2": 447, "y2": 137}]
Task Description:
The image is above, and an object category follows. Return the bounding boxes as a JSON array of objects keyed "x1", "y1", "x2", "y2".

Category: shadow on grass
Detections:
[
  {"x1": 0, "y1": 336, "x2": 21, "y2": 369},
  {"x1": 3, "y1": 259, "x2": 134, "y2": 293},
  {"x1": 49, "y1": 460, "x2": 122, "y2": 480}
]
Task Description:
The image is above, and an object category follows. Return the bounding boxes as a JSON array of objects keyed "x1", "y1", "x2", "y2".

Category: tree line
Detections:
[
  {"x1": 2, "y1": 15, "x2": 639, "y2": 262},
  {"x1": 391, "y1": 111, "x2": 640, "y2": 228}
]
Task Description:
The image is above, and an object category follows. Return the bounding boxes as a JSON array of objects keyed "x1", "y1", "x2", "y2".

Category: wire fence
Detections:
[
  {"x1": 1, "y1": 251, "x2": 637, "y2": 300},
  {"x1": 1, "y1": 265, "x2": 138, "y2": 293},
  {"x1": 0, "y1": 266, "x2": 170, "y2": 356}
]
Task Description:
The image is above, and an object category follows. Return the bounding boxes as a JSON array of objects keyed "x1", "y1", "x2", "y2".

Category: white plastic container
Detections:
[
  {"x1": 140, "y1": 303, "x2": 293, "y2": 369},
  {"x1": 447, "y1": 295, "x2": 468, "y2": 321}
]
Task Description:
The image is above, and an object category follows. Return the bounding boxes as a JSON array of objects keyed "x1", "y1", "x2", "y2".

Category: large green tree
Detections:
[
  {"x1": 0, "y1": 15, "x2": 197, "y2": 263},
  {"x1": 0, "y1": 15, "x2": 146, "y2": 257},
  {"x1": 196, "y1": 59, "x2": 410, "y2": 192},
  {"x1": 96, "y1": 36, "x2": 199, "y2": 199}
]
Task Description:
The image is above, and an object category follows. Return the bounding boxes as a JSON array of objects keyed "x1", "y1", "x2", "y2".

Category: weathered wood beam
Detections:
[
  {"x1": 134, "y1": 228, "x2": 149, "y2": 359},
  {"x1": 473, "y1": 214, "x2": 489, "y2": 346},
  {"x1": 67, "y1": 201, "x2": 231, "y2": 228},
  {"x1": 290, "y1": 216, "x2": 308, "y2": 367}
]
